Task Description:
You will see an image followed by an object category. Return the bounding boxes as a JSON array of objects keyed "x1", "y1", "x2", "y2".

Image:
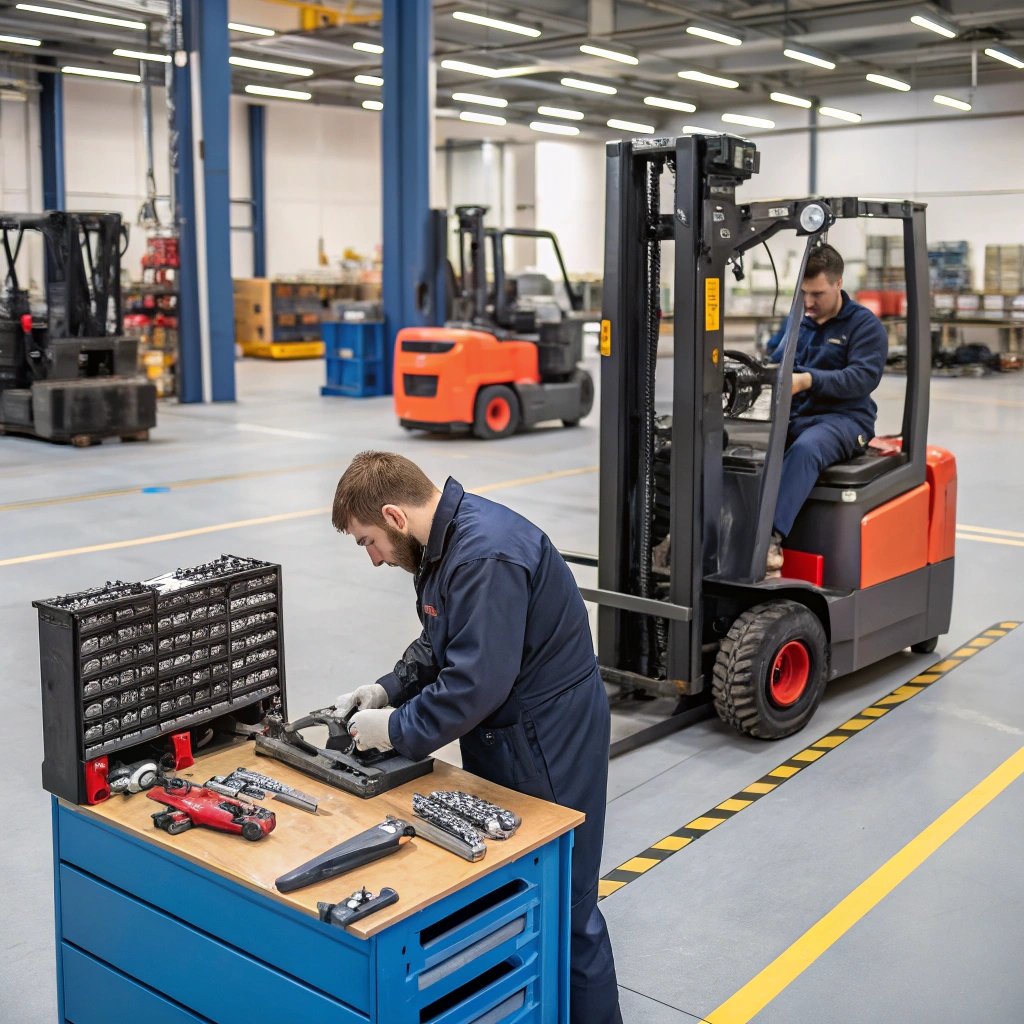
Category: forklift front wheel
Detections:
[
  {"x1": 473, "y1": 385, "x2": 520, "y2": 439},
  {"x1": 910, "y1": 636, "x2": 938, "y2": 654},
  {"x1": 712, "y1": 600, "x2": 828, "y2": 740}
]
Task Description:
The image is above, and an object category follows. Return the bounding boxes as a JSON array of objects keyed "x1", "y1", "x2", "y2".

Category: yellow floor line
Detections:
[
  {"x1": 705, "y1": 744, "x2": 1024, "y2": 1024},
  {"x1": 956, "y1": 524, "x2": 1024, "y2": 540},
  {"x1": 956, "y1": 533, "x2": 1024, "y2": 549}
]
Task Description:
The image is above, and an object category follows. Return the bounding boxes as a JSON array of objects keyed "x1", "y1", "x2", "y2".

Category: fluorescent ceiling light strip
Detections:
[
  {"x1": 818, "y1": 105, "x2": 861, "y2": 122},
  {"x1": 933, "y1": 93, "x2": 971, "y2": 111},
  {"x1": 722, "y1": 112, "x2": 774, "y2": 128},
  {"x1": 783, "y1": 47, "x2": 836, "y2": 70},
  {"x1": 362, "y1": 99, "x2": 383, "y2": 110},
  {"x1": 459, "y1": 110, "x2": 506, "y2": 125},
  {"x1": 441, "y1": 59, "x2": 500, "y2": 77},
  {"x1": 579, "y1": 43, "x2": 637, "y2": 65},
  {"x1": 529, "y1": 121, "x2": 579, "y2": 135},
  {"x1": 16, "y1": 3, "x2": 145, "y2": 29},
  {"x1": 61, "y1": 66, "x2": 141, "y2": 82},
  {"x1": 537, "y1": 105, "x2": 584, "y2": 120},
  {"x1": 866, "y1": 72, "x2": 910, "y2": 91},
  {"x1": 561, "y1": 76, "x2": 616, "y2": 94},
  {"x1": 0, "y1": 33, "x2": 41, "y2": 46},
  {"x1": 607, "y1": 118, "x2": 654, "y2": 133},
  {"x1": 909, "y1": 15, "x2": 956, "y2": 39},
  {"x1": 452, "y1": 11, "x2": 540, "y2": 37},
  {"x1": 644, "y1": 95, "x2": 696, "y2": 112},
  {"x1": 678, "y1": 69, "x2": 738, "y2": 88},
  {"x1": 229, "y1": 22, "x2": 275, "y2": 37},
  {"x1": 230, "y1": 56, "x2": 313, "y2": 77},
  {"x1": 683, "y1": 125, "x2": 717, "y2": 134},
  {"x1": 770, "y1": 91, "x2": 811, "y2": 107},
  {"x1": 353, "y1": 41, "x2": 383, "y2": 54},
  {"x1": 245, "y1": 84, "x2": 311, "y2": 101},
  {"x1": 113, "y1": 49, "x2": 170, "y2": 63},
  {"x1": 452, "y1": 91, "x2": 507, "y2": 107},
  {"x1": 354, "y1": 74, "x2": 383, "y2": 87},
  {"x1": 984, "y1": 47, "x2": 1024, "y2": 69},
  {"x1": 686, "y1": 26, "x2": 741, "y2": 46}
]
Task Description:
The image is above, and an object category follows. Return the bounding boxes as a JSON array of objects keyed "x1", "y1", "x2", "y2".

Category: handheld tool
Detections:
[
  {"x1": 208, "y1": 767, "x2": 319, "y2": 814},
  {"x1": 411, "y1": 794, "x2": 487, "y2": 861},
  {"x1": 427, "y1": 791, "x2": 522, "y2": 839},
  {"x1": 318, "y1": 887, "x2": 399, "y2": 929},
  {"x1": 275, "y1": 817, "x2": 415, "y2": 893}
]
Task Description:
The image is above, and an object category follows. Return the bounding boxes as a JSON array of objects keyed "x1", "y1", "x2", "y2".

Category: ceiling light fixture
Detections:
[
  {"x1": 579, "y1": 43, "x2": 638, "y2": 65},
  {"x1": 61, "y1": 66, "x2": 141, "y2": 82},
  {"x1": 113, "y1": 49, "x2": 171, "y2": 63},
  {"x1": 770, "y1": 91, "x2": 812, "y2": 107},
  {"x1": 452, "y1": 92, "x2": 507, "y2": 107},
  {"x1": 353, "y1": 41, "x2": 384, "y2": 54},
  {"x1": 644, "y1": 96, "x2": 696, "y2": 112},
  {"x1": 229, "y1": 22, "x2": 275, "y2": 37},
  {"x1": 530, "y1": 121, "x2": 580, "y2": 135},
  {"x1": 678, "y1": 69, "x2": 738, "y2": 88},
  {"x1": 245, "y1": 84, "x2": 311, "y2": 101},
  {"x1": 722, "y1": 112, "x2": 775, "y2": 129},
  {"x1": 783, "y1": 46, "x2": 836, "y2": 70},
  {"x1": 933, "y1": 94, "x2": 971, "y2": 111},
  {"x1": 866, "y1": 72, "x2": 911, "y2": 91},
  {"x1": 230, "y1": 56, "x2": 314, "y2": 77},
  {"x1": 440, "y1": 59, "x2": 501, "y2": 77},
  {"x1": 561, "y1": 76, "x2": 616, "y2": 95},
  {"x1": 354, "y1": 74, "x2": 384, "y2": 87},
  {"x1": 984, "y1": 46, "x2": 1024, "y2": 69},
  {"x1": 686, "y1": 26, "x2": 742, "y2": 46},
  {"x1": 682, "y1": 125, "x2": 718, "y2": 134},
  {"x1": 909, "y1": 14, "x2": 957, "y2": 38},
  {"x1": 459, "y1": 111, "x2": 506, "y2": 125},
  {"x1": 607, "y1": 118, "x2": 654, "y2": 133},
  {"x1": 537, "y1": 105, "x2": 584, "y2": 120},
  {"x1": 0, "y1": 33, "x2": 42, "y2": 46},
  {"x1": 362, "y1": 99, "x2": 383, "y2": 111},
  {"x1": 452, "y1": 11, "x2": 540, "y2": 37},
  {"x1": 16, "y1": 3, "x2": 145, "y2": 29},
  {"x1": 818, "y1": 105, "x2": 861, "y2": 122}
]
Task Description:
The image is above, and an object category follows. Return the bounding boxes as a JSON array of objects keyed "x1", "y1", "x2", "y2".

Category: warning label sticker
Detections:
[{"x1": 705, "y1": 278, "x2": 720, "y2": 332}]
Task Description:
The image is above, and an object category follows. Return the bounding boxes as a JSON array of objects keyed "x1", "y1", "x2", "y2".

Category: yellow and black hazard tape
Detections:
[{"x1": 598, "y1": 621, "x2": 1021, "y2": 900}]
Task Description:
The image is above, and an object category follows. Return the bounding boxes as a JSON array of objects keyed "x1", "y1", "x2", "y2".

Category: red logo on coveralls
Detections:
[{"x1": 423, "y1": 604, "x2": 439, "y2": 617}]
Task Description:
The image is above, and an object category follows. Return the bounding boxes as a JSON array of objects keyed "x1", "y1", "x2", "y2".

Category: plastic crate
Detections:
[
  {"x1": 321, "y1": 356, "x2": 386, "y2": 398},
  {"x1": 322, "y1": 320, "x2": 385, "y2": 362}
]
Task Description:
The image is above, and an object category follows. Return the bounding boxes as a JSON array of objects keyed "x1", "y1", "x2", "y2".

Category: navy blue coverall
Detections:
[
  {"x1": 767, "y1": 291, "x2": 888, "y2": 536},
  {"x1": 378, "y1": 478, "x2": 622, "y2": 1024}
]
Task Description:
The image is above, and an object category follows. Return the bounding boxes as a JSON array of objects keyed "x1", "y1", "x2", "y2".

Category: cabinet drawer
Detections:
[
  {"x1": 57, "y1": 805, "x2": 370, "y2": 1011},
  {"x1": 60, "y1": 866, "x2": 367, "y2": 1024}
]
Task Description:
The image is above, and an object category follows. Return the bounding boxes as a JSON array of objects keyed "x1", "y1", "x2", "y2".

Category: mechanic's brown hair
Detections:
[
  {"x1": 332, "y1": 451, "x2": 438, "y2": 532},
  {"x1": 805, "y1": 243, "x2": 844, "y2": 282}
]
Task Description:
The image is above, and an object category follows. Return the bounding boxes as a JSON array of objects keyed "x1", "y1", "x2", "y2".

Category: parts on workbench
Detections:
[
  {"x1": 206, "y1": 767, "x2": 319, "y2": 813},
  {"x1": 411, "y1": 794, "x2": 488, "y2": 861},
  {"x1": 108, "y1": 758, "x2": 160, "y2": 795},
  {"x1": 148, "y1": 778, "x2": 277, "y2": 841},
  {"x1": 318, "y1": 887, "x2": 399, "y2": 929},
  {"x1": 426, "y1": 791, "x2": 522, "y2": 840}
]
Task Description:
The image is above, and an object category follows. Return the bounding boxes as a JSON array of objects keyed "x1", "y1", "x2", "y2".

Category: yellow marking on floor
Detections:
[
  {"x1": 910, "y1": 673, "x2": 940, "y2": 683},
  {"x1": 791, "y1": 749, "x2": 827, "y2": 763},
  {"x1": 953, "y1": 647, "x2": 978, "y2": 658},
  {"x1": 618, "y1": 856, "x2": 661, "y2": 874},
  {"x1": 984, "y1": 629, "x2": 1008, "y2": 638},
  {"x1": 598, "y1": 880, "x2": 627, "y2": 897},
  {"x1": 968, "y1": 637, "x2": 994, "y2": 648},
  {"x1": 875, "y1": 685, "x2": 924, "y2": 706},
  {"x1": 956, "y1": 523, "x2": 1024, "y2": 540},
  {"x1": 743, "y1": 782, "x2": 778, "y2": 795},
  {"x1": 705, "y1": 745, "x2": 1024, "y2": 1024},
  {"x1": 687, "y1": 816, "x2": 727, "y2": 831},
  {"x1": 652, "y1": 836, "x2": 692, "y2": 852},
  {"x1": 860, "y1": 707, "x2": 889, "y2": 718},
  {"x1": 956, "y1": 533, "x2": 1024, "y2": 549},
  {"x1": 1000, "y1": 621, "x2": 1021, "y2": 629},
  {"x1": 931, "y1": 659, "x2": 963, "y2": 672},
  {"x1": 717, "y1": 799, "x2": 753, "y2": 812},
  {"x1": 840, "y1": 717, "x2": 873, "y2": 730},
  {"x1": 469, "y1": 465, "x2": 598, "y2": 495},
  {"x1": 768, "y1": 765, "x2": 802, "y2": 779},
  {"x1": 811, "y1": 735, "x2": 848, "y2": 749}
]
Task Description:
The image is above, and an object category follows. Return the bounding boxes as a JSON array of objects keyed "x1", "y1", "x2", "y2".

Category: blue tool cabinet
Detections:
[
  {"x1": 50, "y1": 749, "x2": 578, "y2": 1024},
  {"x1": 321, "y1": 320, "x2": 387, "y2": 398}
]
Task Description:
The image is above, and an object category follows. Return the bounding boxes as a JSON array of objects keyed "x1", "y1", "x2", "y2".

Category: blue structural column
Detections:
[
  {"x1": 248, "y1": 104, "x2": 267, "y2": 279},
  {"x1": 171, "y1": 0, "x2": 235, "y2": 403},
  {"x1": 382, "y1": 0, "x2": 433, "y2": 394},
  {"x1": 38, "y1": 58, "x2": 65, "y2": 210}
]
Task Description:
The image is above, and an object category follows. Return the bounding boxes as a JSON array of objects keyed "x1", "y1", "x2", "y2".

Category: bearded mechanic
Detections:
[{"x1": 330, "y1": 451, "x2": 622, "y2": 1024}]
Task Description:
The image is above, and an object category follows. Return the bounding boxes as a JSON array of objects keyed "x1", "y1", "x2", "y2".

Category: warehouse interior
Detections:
[{"x1": 2, "y1": 1, "x2": 1023, "y2": 1022}]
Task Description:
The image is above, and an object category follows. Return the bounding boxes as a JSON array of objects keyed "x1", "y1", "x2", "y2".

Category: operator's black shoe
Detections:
[{"x1": 766, "y1": 531, "x2": 784, "y2": 578}]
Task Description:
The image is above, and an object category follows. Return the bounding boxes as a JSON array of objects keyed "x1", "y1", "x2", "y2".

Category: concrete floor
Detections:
[{"x1": 2, "y1": 351, "x2": 1022, "y2": 1023}]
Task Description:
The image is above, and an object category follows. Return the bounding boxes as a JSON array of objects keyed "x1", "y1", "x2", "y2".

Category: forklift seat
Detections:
[{"x1": 816, "y1": 448, "x2": 907, "y2": 488}]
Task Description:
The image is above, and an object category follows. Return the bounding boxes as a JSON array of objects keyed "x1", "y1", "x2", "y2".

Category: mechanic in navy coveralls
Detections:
[
  {"x1": 330, "y1": 451, "x2": 622, "y2": 1024},
  {"x1": 763, "y1": 243, "x2": 888, "y2": 576}
]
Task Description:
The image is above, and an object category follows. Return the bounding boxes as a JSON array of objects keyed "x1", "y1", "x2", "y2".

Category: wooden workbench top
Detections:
[{"x1": 69, "y1": 741, "x2": 583, "y2": 939}]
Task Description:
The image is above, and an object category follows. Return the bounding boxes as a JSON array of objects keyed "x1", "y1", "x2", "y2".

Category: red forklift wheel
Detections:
[
  {"x1": 473, "y1": 385, "x2": 521, "y2": 439},
  {"x1": 712, "y1": 600, "x2": 828, "y2": 739}
]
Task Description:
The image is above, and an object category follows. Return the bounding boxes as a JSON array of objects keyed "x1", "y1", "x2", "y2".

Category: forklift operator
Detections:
[
  {"x1": 764, "y1": 244, "x2": 888, "y2": 574},
  {"x1": 329, "y1": 451, "x2": 623, "y2": 1024}
]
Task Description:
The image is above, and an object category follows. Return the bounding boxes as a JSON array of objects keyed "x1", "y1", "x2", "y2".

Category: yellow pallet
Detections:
[{"x1": 240, "y1": 340, "x2": 325, "y2": 360}]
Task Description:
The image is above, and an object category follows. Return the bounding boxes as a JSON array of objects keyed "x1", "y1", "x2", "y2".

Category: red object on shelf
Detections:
[
  {"x1": 83, "y1": 756, "x2": 110, "y2": 804},
  {"x1": 168, "y1": 731, "x2": 193, "y2": 770}
]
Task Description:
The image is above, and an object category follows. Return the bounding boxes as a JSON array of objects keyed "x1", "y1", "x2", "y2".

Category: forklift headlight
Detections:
[{"x1": 799, "y1": 203, "x2": 826, "y2": 233}]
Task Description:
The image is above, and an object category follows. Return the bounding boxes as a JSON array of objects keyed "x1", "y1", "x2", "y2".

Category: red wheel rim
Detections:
[
  {"x1": 486, "y1": 397, "x2": 511, "y2": 432},
  {"x1": 769, "y1": 640, "x2": 810, "y2": 707}
]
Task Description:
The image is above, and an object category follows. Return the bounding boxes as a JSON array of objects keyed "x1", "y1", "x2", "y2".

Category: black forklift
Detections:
[
  {"x1": 570, "y1": 132, "x2": 956, "y2": 746},
  {"x1": 0, "y1": 211, "x2": 156, "y2": 444}
]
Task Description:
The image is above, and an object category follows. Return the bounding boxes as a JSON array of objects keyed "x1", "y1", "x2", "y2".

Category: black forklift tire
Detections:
[
  {"x1": 712, "y1": 599, "x2": 828, "y2": 740},
  {"x1": 241, "y1": 822, "x2": 265, "y2": 842},
  {"x1": 563, "y1": 369, "x2": 595, "y2": 427},
  {"x1": 911, "y1": 637, "x2": 939, "y2": 654},
  {"x1": 473, "y1": 385, "x2": 520, "y2": 439}
]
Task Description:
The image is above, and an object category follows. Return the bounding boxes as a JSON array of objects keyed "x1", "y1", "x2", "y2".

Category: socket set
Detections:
[{"x1": 34, "y1": 555, "x2": 287, "y2": 804}]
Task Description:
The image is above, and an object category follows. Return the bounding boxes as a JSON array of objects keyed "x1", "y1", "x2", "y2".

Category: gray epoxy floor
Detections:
[{"x1": 1, "y1": 352, "x2": 1022, "y2": 1023}]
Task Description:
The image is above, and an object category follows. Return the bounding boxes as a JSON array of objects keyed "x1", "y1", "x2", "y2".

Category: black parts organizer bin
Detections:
[{"x1": 34, "y1": 554, "x2": 287, "y2": 804}]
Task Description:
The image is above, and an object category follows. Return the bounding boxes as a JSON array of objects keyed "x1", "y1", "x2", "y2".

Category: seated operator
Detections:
[{"x1": 763, "y1": 243, "x2": 888, "y2": 577}]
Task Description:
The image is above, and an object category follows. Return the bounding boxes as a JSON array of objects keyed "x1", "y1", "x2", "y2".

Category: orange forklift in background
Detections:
[{"x1": 393, "y1": 205, "x2": 595, "y2": 438}]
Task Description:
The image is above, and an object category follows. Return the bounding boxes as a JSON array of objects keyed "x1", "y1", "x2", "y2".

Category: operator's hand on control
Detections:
[
  {"x1": 349, "y1": 708, "x2": 394, "y2": 752},
  {"x1": 792, "y1": 371, "x2": 813, "y2": 395},
  {"x1": 331, "y1": 682, "x2": 389, "y2": 720}
]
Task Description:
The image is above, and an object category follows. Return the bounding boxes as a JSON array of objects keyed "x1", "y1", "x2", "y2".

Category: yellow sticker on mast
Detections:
[
  {"x1": 600, "y1": 319, "x2": 612, "y2": 357},
  {"x1": 705, "y1": 277, "x2": 721, "y2": 331}
]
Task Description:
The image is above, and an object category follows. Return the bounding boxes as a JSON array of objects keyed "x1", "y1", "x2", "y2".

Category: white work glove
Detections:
[
  {"x1": 331, "y1": 683, "x2": 389, "y2": 720},
  {"x1": 349, "y1": 708, "x2": 395, "y2": 752}
]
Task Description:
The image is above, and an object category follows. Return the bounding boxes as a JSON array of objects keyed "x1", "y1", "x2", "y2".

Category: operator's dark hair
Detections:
[
  {"x1": 804, "y1": 243, "x2": 844, "y2": 282},
  {"x1": 332, "y1": 451, "x2": 438, "y2": 532}
]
